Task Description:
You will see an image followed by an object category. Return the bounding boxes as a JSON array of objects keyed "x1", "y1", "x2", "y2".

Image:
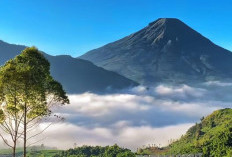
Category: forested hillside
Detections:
[{"x1": 166, "y1": 108, "x2": 232, "y2": 156}]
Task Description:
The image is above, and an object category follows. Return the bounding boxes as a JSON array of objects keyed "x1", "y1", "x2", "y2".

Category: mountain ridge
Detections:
[
  {"x1": 80, "y1": 18, "x2": 232, "y2": 84},
  {"x1": 0, "y1": 40, "x2": 138, "y2": 94}
]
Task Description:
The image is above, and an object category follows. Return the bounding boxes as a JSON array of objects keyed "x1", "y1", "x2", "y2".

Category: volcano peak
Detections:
[{"x1": 80, "y1": 18, "x2": 232, "y2": 84}]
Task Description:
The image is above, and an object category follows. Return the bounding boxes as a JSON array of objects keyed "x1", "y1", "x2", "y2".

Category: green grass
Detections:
[
  {"x1": 0, "y1": 148, "x2": 61, "y2": 157},
  {"x1": 27, "y1": 150, "x2": 62, "y2": 157},
  {"x1": 0, "y1": 148, "x2": 23, "y2": 154}
]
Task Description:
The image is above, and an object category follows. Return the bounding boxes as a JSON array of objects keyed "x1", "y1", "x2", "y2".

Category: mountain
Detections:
[
  {"x1": 166, "y1": 108, "x2": 232, "y2": 156},
  {"x1": 0, "y1": 40, "x2": 26, "y2": 63},
  {"x1": 0, "y1": 40, "x2": 138, "y2": 94},
  {"x1": 80, "y1": 18, "x2": 232, "y2": 85}
]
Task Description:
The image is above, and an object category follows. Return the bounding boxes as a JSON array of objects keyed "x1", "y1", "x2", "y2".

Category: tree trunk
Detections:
[
  {"x1": 12, "y1": 144, "x2": 16, "y2": 157},
  {"x1": 23, "y1": 103, "x2": 27, "y2": 157},
  {"x1": 13, "y1": 96, "x2": 17, "y2": 157}
]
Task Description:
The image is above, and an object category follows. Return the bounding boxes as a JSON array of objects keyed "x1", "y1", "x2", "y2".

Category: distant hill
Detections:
[
  {"x1": 80, "y1": 18, "x2": 232, "y2": 84},
  {"x1": 0, "y1": 40, "x2": 138, "y2": 94},
  {"x1": 166, "y1": 108, "x2": 232, "y2": 156}
]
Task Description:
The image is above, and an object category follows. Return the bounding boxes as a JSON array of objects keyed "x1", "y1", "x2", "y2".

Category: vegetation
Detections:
[
  {"x1": 28, "y1": 150, "x2": 62, "y2": 157},
  {"x1": 0, "y1": 145, "x2": 134, "y2": 157},
  {"x1": 0, "y1": 148, "x2": 60, "y2": 157},
  {"x1": 136, "y1": 108, "x2": 232, "y2": 157},
  {"x1": 53, "y1": 145, "x2": 135, "y2": 157},
  {"x1": 136, "y1": 146, "x2": 167, "y2": 155},
  {"x1": 165, "y1": 108, "x2": 232, "y2": 157},
  {"x1": 0, "y1": 47, "x2": 69, "y2": 157},
  {"x1": 0, "y1": 148, "x2": 24, "y2": 155},
  {"x1": 0, "y1": 145, "x2": 135, "y2": 157}
]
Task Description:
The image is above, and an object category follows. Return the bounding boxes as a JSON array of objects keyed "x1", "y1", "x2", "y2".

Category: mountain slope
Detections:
[
  {"x1": 0, "y1": 40, "x2": 25, "y2": 63},
  {"x1": 167, "y1": 108, "x2": 232, "y2": 156},
  {"x1": 0, "y1": 40, "x2": 138, "y2": 94},
  {"x1": 80, "y1": 18, "x2": 232, "y2": 84}
]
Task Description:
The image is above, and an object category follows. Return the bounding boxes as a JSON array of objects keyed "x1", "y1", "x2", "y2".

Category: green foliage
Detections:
[
  {"x1": 0, "y1": 47, "x2": 69, "y2": 155},
  {"x1": 0, "y1": 109, "x2": 5, "y2": 123},
  {"x1": 53, "y1": 145, "x2": 135, "y2": 157},
  {"x1": 166, "y1": 108, "x2": 232, "y2": 157},
  {"x1": 28, "y1": 150, "x2": 62, "y2": 157},
  {"x1": 0, "y1": 148, "x2": 61, "y2": 157},
  {"x1": 0, "y1": 148, "x2": 23, "y2": 155},
  {"x1": 0, "y1": 46, "x2": 69, "y2": 121}
]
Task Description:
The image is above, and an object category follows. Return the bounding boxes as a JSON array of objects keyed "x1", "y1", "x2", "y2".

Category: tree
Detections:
[
  {"x1": 0, "y1": 57, "x2": 27, "y2": 157},
  {"x1": 54, "y1": 145, "x2": 135, "y2": 157},
  {"x1": 0, "y1": 47, "x2": 69, "y2": 157}
]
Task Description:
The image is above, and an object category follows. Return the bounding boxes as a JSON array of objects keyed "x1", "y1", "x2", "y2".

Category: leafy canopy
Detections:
[
  {"x1": 166, "y1": 108, "x2": 232, "y2": 157},
  {"x1": 0, "y1": 46, "x2": 69, "y2": 122},
  {"x1": 53, "y1": 144, "x2": 135, "y2": 157}
]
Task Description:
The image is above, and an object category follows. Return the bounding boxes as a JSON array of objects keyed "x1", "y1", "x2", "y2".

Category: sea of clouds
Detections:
[{"x1": 1, "y1": 81, "x2": 232, "y2": 151}]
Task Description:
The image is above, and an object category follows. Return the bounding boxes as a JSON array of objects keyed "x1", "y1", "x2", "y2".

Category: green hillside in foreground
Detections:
[{"x1": 166, "y1": 108, "x2": 232, "y2": 157}]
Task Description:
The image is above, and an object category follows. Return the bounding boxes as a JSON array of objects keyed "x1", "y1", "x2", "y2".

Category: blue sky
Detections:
[{"x1": 0, "y1": 0, "x2": 231, "y2": 57}]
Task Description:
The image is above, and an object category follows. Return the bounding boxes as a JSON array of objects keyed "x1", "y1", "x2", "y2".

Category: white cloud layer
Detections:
[
  {"x1": 1, "y1": 81, "x2": 231, "y2": 151},
  {"x1": 37, "y1": 122, "x2": 193, "y2": 151}
]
